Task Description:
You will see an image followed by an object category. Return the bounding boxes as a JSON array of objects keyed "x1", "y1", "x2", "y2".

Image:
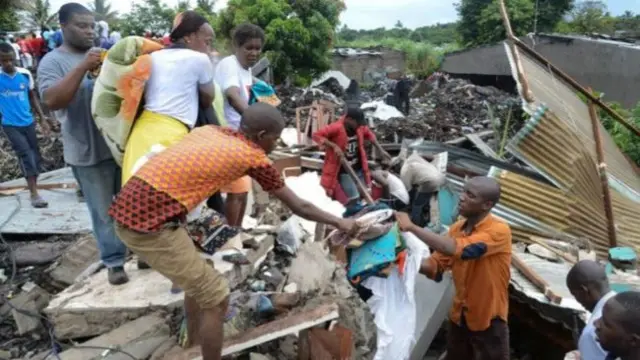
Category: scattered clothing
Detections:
[
  {"x1": 423, "y1": 214, "x2": 512, "y2": 332},
  {"x1": 579, "y1": 291, "x2": 616, "y2": 360},
  {"x1": 214, "y1": 55, "x2": 253, "y2": 130},
  {"x1": 248, "y1": 79, "x2": 281, "y2": 107}
]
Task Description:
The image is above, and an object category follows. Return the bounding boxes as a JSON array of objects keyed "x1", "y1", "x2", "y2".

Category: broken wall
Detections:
[{"x1": 332, "y1": 49, "x2": 406, "y2": 83}]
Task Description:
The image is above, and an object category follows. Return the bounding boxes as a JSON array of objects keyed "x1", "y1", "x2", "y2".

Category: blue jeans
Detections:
[
  {"x1": 2, "y1": 124, "x2": 41, "y2": 178},
  {"x1": 339, "y1": 170, "x2": 364, "y2": 202},
  {"x1": 72, "y1": 159, "x2": 127, "y2": 268}
]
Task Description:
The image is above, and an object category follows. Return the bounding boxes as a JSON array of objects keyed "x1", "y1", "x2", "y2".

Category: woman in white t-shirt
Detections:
[
  {"x1": 213, "y1": 23, "x2": 265, "y2": 227},
  {"x1": 121, "y1": 10, "x2": 216, "y2": 184}
]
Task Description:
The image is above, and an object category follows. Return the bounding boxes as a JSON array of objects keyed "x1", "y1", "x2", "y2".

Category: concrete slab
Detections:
[
  {"x1": 46, "y1": 235, "x2": 275, "y2": 339},
  {"x1": 45, "y1": 313, "x2": 170, "y2": 360},
  {"x1": 46, "y1": 234, "x2": 100, "y2": 289},
  {"x1": 288, "y1": 242, "x2": 335, "y2": 293}
]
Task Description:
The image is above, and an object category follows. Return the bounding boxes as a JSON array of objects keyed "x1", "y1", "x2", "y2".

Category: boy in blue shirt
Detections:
[{"x1": 0, "y1": 43, "x2": 57, "y2": 207}]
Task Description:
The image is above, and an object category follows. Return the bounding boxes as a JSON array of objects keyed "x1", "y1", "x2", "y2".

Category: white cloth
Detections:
[
  {"x1": 144, "y1": 49, "x2": 214, "y2": 127},
  {"x1": 214, "y1": 55, "x2": 253, "y2": 130},
  {"x1": 578, "y1": 291, "x2": 616, "y2": 360},
  {"x1": 386, "y1": 173, "x2": 410, "y2": 204},
  {"x1": 362, "y1": 231, "x2": 430, "y2": 360},
  {"x1": 400, "y1": 152, "x2": 445, "y2": 193},
  {"x1": 97, "y1": 21, "x2": 109, "y2": 40},
  {"x1": 10, "y1": 43, "x2": 20, "y2": 60}
]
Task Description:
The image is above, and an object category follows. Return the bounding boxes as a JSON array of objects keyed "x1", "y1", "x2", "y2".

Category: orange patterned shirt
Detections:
[{"x1": 109, "y1": 126, "x2": 285, "y2": 232}]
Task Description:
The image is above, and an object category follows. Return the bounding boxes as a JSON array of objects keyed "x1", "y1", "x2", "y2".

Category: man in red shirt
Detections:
[{"x1": 312, "y1": 105, "x2": 391, "y2": 208}]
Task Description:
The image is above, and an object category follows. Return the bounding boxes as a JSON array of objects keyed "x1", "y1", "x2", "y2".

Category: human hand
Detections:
[
  {"x1": 336, "y1": 218, "x2": 360, "y2": 236},
  {"x1": 81, "y1": 48, "x2": 103, "y2": 72},
  {"x1": 39, "y1": 121, "x2": 51, "y2": 137},
  {"x1": 47, "y1": 118, "x2": 60, "y2": 132},
  {"x1": 394, "y1": 211, "x2": 414, "y2": 232}
]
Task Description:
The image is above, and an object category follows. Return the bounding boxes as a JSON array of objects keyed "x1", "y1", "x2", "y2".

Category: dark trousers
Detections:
[
  {"x1": 2, "y1": 123, "x2": 41, "y2": 178},
  {"x1": 445, "y1": 318, "x2": 510, "y2": 360}
]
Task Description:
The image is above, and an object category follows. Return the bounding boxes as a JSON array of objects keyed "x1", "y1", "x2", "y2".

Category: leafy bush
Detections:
[{"x1": 335, "y1": 37, "x2": 459, "y2": 78}]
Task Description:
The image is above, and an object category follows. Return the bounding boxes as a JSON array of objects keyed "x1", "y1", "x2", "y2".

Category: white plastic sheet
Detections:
[{"x1": 362, "y1": 231, "x2": 430, "y2": 360}]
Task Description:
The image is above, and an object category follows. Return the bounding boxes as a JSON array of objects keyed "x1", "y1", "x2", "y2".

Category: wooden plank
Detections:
[{"x1": 512, "y1": 253, "x2": 562, "y2": 304}]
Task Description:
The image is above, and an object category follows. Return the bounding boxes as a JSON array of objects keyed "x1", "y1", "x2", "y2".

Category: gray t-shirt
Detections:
[{"x1": 37, "y1": 48, "x2": 112, "y2": 166}]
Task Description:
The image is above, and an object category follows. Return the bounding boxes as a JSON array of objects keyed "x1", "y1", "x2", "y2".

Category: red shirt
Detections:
[
  {"x1": 312, "y1": 117, "x2": 376, "y2": 197},
  {"x1": 29, "y1": 37, "x2": 45, "y2": 57}
]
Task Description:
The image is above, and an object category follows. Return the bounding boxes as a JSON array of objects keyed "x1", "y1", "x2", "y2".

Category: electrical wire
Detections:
[{"x1": 0, "y1": 194, "x2": 138, "y2": 360}]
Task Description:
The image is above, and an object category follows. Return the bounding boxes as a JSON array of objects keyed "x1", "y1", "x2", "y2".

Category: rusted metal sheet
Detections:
[{"x1": 0, "y1": 167, "x2": 91, "y2": 234}]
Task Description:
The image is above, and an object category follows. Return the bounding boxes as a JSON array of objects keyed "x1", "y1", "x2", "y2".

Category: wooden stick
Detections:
[
  {"x1": 0, "y1": 182, "x2": 77, "y2": 192},
  {"x1": 338, "y1": 155, "x2": 374, "y2": 205},
  {"x1": 528, "y1": 236, "x2": 578, "y2": 264},
  {"x1": 587, "y1": 88, "x2": 618, "y2": 248},
  {"x1": 498, "y1": 0, "x2": 534, "y2": 103},
  {"x1": 512, "y1": 253, "x2": 563, "y2": 304}
]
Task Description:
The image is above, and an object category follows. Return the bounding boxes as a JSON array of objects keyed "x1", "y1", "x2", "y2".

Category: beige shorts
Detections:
[
  {"x1": 220, "y1": 175, "x2": 251, "y2": 194},
  {"x1": 115, "y1": 224, "x2": 229, "y2": 309}
]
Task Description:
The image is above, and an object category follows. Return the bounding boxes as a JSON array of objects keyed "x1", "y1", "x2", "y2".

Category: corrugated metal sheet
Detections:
[
  {"x1": 0, "y1": 167, "x2": 91, "y2": 234},
  {"x1": 499, "y1": 44, "x2": 640, "y2": 258}
]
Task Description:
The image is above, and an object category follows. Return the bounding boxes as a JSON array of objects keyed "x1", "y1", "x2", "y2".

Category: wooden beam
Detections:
[{"x1": 512, "y1": 253, "x2": 562, "y2": 304}]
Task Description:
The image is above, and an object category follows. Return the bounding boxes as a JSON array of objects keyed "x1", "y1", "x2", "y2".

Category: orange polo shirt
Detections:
[{"x1": 424, "y1": 214, "x2": 512, "y2": 331}]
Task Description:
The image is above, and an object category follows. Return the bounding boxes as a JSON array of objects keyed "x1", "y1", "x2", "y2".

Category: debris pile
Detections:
[{"x1": 372, "y1": 77, "x2": 523, "y2": 144}]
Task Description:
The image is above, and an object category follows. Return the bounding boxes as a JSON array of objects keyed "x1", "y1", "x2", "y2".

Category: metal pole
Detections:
[{"x1": 587, "y1": 88, "x2": 618, "y2": 248}]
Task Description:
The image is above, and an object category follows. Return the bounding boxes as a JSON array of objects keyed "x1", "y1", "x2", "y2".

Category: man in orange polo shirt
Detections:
[
  {"x1": 395, "y1": 176, "x2": 512, "y2": 360},
  {"x1": 109, "y1": 103, "x2": 357, "y2": 360}
]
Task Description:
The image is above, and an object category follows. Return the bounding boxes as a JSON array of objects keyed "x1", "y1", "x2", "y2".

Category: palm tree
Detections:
[
  {"x1": 88, "y1": 0, "x2": 118, "y2": 23},
  {"x1": 21, "y1": 0, "x2": 57, "y2": 29}
]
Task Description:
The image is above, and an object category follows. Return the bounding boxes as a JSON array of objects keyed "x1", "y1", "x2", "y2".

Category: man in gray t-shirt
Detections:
[{"x1": 37, "y1": 3, "x2": 129, "y2": 285}]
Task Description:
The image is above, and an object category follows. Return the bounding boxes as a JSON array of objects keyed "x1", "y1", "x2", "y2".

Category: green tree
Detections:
[
  {"x1": 21, "y1": 0, "x2": 57, "y2": 29},
  {"x1": 119, "y1": 0, "x2": 175, "y2": 35},
  {"x1": 567, "y1": 1, "x2": 615, "y2": 34},
  {"x1": 0, "y1": 7, "x2": 21, "y2": 31},
  {"x1": 217, "y1": 0, "x2": 345, "y2": 84},
  {"x1": 195, "y1": 0, "x2": 215, "y2": 13},
  {"x1": 88, "y1": 0, "x2": 118, "y2": 23},
  {"x1": 176, "y1": 0, "x2": 191, "y2": 12},
  {"x1": 457, "y1": 0, "x2": 574, "y2": 47}
]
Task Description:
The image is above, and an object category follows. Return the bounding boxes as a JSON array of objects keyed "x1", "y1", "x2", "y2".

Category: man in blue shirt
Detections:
[
  {"x1": 567, "y1": 260, "x2": 616, "y2": 360},
  {"x1": 0, "y1": 43, "x2": 57, "y2": 207}
]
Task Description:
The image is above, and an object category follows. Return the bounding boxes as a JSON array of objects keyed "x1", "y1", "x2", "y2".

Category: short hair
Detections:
[
  {"x1": 232, "y1": 23, "x2": 265, "y2": 47},
  {"x1": 59, "y1": 3, "x2": 92, "y2": 24},
  {"x1": 613, "y1": 292, "x2": 640, "y2": 334},
  {"x1": 170, "y1": 11, "x2": 209, "y2": 42},
  {"x1": 0, "y1": 43, "x2": 14, "y2": 55},
  {"x1": 346, "y1": 105, "x2": 366, "y2": 125}
]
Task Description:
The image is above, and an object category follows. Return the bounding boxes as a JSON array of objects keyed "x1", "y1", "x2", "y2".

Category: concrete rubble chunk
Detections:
[
  {"x1": 46, "y1": 234, "x2": 99, "y2": 288},
  {"x1": 12, "y1": 300, "x2": 42, "y2": 335},
  {"x1": 288, "y1": 242, "x2": 335, "y2": 293},
  {"x1": 44, "y1": 313, "x2": 170, "y2": 360},
  {"x1": 14, "y1": 242, "x2": 69, "y2": 266},
  {"x1": 46, "y1": 234, "x2": 274, "y2": 339}
]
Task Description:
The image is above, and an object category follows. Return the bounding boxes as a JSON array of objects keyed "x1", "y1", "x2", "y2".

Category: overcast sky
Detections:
[{"x1": 49, "y1": 0, "x2": 640, "y2": 30}]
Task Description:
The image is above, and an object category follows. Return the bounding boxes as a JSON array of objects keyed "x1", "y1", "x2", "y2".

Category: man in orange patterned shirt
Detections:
[{"x1": 109, "y1": 103, "x2": 357, "y2": 360}]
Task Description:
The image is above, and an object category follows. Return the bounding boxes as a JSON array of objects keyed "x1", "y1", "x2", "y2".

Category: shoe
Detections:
[
  {"x1": 108, "y1": 266, "x2": 129, "y2": 285},
  {"x1": 137, "y1": 259, "x2": 151, "y2": 270}
]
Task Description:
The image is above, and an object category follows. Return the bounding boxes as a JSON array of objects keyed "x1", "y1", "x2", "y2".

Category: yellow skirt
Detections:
[{"x1": 121, "y1": 110, "x2": 189, "y2": 185}]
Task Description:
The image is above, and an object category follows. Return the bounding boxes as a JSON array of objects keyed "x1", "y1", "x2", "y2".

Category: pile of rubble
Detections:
[
  {"x1": 0, "y1": 127, "x2": 64, "y2": 182},
  {"x1": 371, "y1": 77, "x2": 523, "y2": 144}
]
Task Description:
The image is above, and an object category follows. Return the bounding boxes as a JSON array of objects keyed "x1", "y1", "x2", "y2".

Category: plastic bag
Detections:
[{"x1": 276, "y1": 216, "x2": 305, "y2": 255}]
